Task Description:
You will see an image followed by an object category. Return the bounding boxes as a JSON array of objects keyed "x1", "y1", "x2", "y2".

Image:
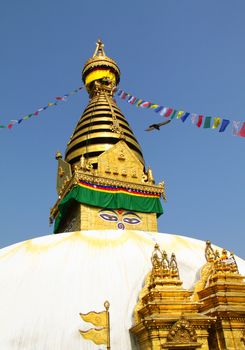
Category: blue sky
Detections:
[{"x1": 0, "y1": 0, "x2": 244, "y2": 258}]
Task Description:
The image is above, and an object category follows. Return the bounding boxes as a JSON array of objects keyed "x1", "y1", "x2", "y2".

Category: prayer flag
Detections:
[
  {"x1": 196, "y1": 115, "x2": 203, "y2": 128},
  {"x1": 18, "y1": 119, "x2": 23, "y2": 124},
  {"x1": 0, "y1": 125, "x2": 6, "y2": 128},
  {"x1": 48, "y1": 102, "x2": 55, "y2": 106},
  {"x1": 176, "y1": 111, "x2": 184, "y2": 119},
  {"x1": 7, "y1": 124, "x2": 13, "y2": 129},
  {"x1": 219, "y1": 119, "x2": 230, "y2": 132},
  {"x1": 164, "y1": 108, "x2": 173, "y2": 117},
  {"x1": 181, "y1": 112, "x2": 190, "y2": 122},
  {"x1": 170, "y1": 110, "x2": 177, "y2": 119},
  {"x1": 238, "y1": 122, "x2": 245, "y2": 137},
  {"x1": 136, "y1": 99, "x2": 143, "y2": 107},
  {"x1": 128, "y1": 96, "x2": 136, "y2": 104},
  {"x1": 190, "y1": 113, "x2": 197, "y2": 124},
  {"x1": 159, "y1": 107, "x2": 168, "y2": 116},
  {"x1": 23, "y1": 116, "x2": 30, "y2": 120},
  {"x1": 203, "y1": 116, "x2": 211, "y2": 128},
  {"x1": 154, "y1": 106, "x2": 164, "y2": 113},
  {"x1": 150, "y1": 104, "x2": 159, "y2": 109},
  {"x1": 55, "y1": 96, "x2": 63, "y2": 100},
  {"x1": 34, "y1": 111, "x2": 39, "y2": 116},
  {"x1": 121, "y1": 92, "x2": 127, "y2": 100},
  {"x1": 232, "y1": 121, "x2": 240, "y2": 136},
  {"x1": 140, "y1": 101, "x2": 151, "y2": 108},
  {"x1": 117, "y1": 89, "x2": 122, "y2": 96},
  {"x1": 212, "y1": 117, "x2": 221, "y2": 129}
]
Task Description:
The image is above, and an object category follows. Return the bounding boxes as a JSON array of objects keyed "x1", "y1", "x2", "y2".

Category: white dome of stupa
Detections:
[{"x1": 0, "y1": 229, "x2": 244, "y2": 350}]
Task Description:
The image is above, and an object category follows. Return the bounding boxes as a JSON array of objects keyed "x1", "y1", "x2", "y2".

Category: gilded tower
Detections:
[{"x1": 50, "y1": 40, "x2": 165, "y2": 233}]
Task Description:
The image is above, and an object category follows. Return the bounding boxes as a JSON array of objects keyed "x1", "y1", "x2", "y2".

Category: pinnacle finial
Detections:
[{"x1": 93, "y1": 38, "x2": 105, "y2": 57}]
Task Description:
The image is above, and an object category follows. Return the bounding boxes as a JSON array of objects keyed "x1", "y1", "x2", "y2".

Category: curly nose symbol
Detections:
[{"x1": 117, "y1": 222, "x2": 125, "y2": 230}]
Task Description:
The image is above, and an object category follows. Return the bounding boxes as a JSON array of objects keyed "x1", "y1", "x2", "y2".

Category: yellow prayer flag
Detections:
[
  {"x1": 79, "y1": 328, "x2": 107, "y2": 345},
  {"x1": 80, "y1": 310, "x2": 107, "y2": 327},
  {"x1": 212, "y1": 117, "x2": 221, "y2": 129},
  {"x1": 149, "y1": 104, "x2": 159, "y2": 109},
  {"x1": 176, "y1": 110, "x2": 184, "y2": 119}
]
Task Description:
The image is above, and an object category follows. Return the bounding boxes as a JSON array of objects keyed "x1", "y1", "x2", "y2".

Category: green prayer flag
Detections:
[
  {"x1": 203, "y1": 116, "x2": 211, "y2": 128},
  {"x1": 170, "y1": 110, "x2": 177, "y2": 119}
]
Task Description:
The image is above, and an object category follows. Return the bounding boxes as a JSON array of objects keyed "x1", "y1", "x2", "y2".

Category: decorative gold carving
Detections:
[
  {"x1": 193, "y1": 240, "x2": 242, "y2": 302},
  {"x1": 58, "y1": 166, "x2": 64, "y2": 177},
  {"x1": 241, "y1": 328, "x2": 245, "y2": 344},
  {"x1": 80, "y1": 155, "x2": 86, "y2": 171},
  {"x1": 56, "y1": 157, "x2": 72, "y2": 195},
  {"x1": 105, "y1": 166, "x2": 111, "y2": 173},
  {"x1": 132, "y1": 170, "x2": 137, "y2": 178},
  {"x1": 162, "y1": 317, "x2": 201, "y2": 348},
  {"x1": 131, "y1": 244, "x2": 214, "y2": 349},
  {"x1": 147, "y1": 167, "x2": 155, "y2": 184},
  {"x1": 113, "y1": 167, "x2": 118, "y2": 175},
  {"x1": 169, "y1": 253, "x2": 180, "y2": 278},
  {"x1": 205, "y1": 240, "x2": 215, "y2": 262},
  {"x1": 121, "y1": 169, "x2": 127, "y2": 177},
  {"x1": 118, "y1": 149, "x2": 125, "y2": 160},
  {"x1": 92, "y1": 38, "x2": 106, "y2": 57},
  {"x1": 55, "y1": 150, "x2": 62, "y2": 160}
]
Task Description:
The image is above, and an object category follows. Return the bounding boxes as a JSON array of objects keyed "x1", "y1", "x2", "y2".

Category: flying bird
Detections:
[{"x1": 145, "y1": 119, "x2": 171, "y2": 131}]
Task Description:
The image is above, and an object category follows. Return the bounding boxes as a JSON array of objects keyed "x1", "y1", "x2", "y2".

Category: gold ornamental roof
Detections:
[{"x1": 82, "y1": 39, "x2": 120, "y2": 88}]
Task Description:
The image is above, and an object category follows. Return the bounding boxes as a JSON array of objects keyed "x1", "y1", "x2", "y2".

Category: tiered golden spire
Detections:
[
  {"x1": 65, "y1": 39, "x2": 144, "y2": 169},
  {"x1": 50, "y1": 40, "x2": 165, "y2": 233}
]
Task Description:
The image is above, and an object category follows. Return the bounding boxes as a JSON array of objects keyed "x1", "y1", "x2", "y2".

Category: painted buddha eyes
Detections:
[
  {"x1": 99, "y1": 209, "x2": 141, "y2": 225},
  {"x1": 123, "y1": 216, "x2": 141, "y2": 224},
  {"x1": 99, "y1": 212, "x2": 118, "y2": 222}
]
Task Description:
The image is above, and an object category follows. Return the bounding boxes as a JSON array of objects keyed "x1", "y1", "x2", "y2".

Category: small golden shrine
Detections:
[
  {"x1": 131, "y1": 241, "x2": 245, "y2": 349},
  {"x1": 50, "y1": 39, "x2": 165, "y2": 233}
]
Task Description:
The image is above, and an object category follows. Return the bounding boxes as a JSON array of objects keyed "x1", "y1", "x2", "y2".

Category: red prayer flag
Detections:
[
  {"x1": 196, "y1": 115, "x2": 203, "y2": 128},
  {"x1": 164, "y1": 108, "x2": 173, "y2": 117},
  {"x1": 7, "y1": 124, "x2": 13, "y2": 129},
  {"x1": 238, "y1": 122, "x2": 245, "y2": 137},
  {"x1": 56, "y1": 96, "x2": 63, "y2": 100},
  {"x1": 121, "y1": 92, "x2": 127, "y2": 100},
  {"x1": 34, "y1": 111, "x2": 39, "y2": 116}
]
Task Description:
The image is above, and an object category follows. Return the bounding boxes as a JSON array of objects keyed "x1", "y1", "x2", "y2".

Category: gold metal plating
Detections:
[
  {"x1": 131, "y1": 243, "x2": 214, "y2": 349},
  {"x1": 51, "y1": 40, "x2": 165, "y2": 233}
]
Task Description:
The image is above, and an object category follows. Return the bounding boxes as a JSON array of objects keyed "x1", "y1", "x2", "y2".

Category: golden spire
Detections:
[{"x1": 65, "y1": 39, "x2": 144, "y2": 169}]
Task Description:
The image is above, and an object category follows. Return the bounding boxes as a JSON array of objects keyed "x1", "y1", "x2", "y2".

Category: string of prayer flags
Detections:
[
  {"x1": 115, "y1": 88, "x2": 245, "y2": 138},
  {"x1": 0, "y1": 87, "x2": 83, "y2": 130}
]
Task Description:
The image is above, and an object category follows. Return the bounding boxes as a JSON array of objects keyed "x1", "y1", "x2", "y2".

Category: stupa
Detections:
[{"x1": 0, "y1": 40, "x2": 244, "y2": 350}]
